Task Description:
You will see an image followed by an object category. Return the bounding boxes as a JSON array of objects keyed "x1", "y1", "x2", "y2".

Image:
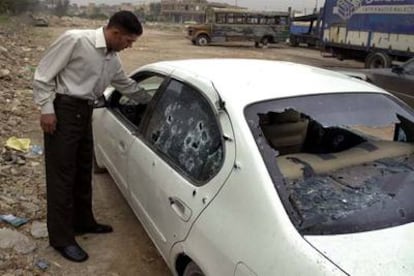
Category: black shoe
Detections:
[
  {"x1": 54, "y1": 244, "x2": 88, "y2": 262},
  {"x1": 75, "y1": 223, "x2": 113, "y2": 235}
]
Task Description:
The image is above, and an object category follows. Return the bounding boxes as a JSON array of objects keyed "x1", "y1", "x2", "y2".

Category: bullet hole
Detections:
[
  {"x1": 192, "y1": 142, "x2": 199, "y2": 149},
  {"x1": 201, "y1": 131, "x2": 208, "y2": 141},
  {"x1": 185, "y1": 136, "x2": 192, "y2": 145}
]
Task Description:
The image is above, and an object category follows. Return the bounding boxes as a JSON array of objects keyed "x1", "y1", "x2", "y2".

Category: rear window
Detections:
[{"x1": 245, "y1": 93, "x2": 414, "y2": 235}]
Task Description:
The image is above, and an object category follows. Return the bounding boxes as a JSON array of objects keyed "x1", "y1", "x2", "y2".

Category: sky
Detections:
[{"x1": 70, "y1": 0, "x2": 324, "y2": 13}]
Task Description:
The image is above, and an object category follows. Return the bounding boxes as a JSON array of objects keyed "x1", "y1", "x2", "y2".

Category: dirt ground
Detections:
[{"x1": 0, "y1": 18, "x2": 364, "y2": 276}]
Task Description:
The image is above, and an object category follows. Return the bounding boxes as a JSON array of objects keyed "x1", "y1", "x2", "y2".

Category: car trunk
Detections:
[{"x1": 304, "y1": 222, "x2": 414, "y2": 275}]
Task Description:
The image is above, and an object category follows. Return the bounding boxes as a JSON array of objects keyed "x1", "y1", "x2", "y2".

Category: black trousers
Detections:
[{"x1": 44, "y1": 94, "x2": 97, "y2": 247}]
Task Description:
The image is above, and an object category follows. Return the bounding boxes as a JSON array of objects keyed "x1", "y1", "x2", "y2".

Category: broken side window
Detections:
[{"x1": 144, "y1": 79, "x2": 224, "y2": 186}]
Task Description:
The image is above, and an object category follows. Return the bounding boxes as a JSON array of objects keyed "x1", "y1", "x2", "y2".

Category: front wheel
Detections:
[
  {"x1": 255, "y1": 37, "x2": 270, "y2": 48},
  {"x1": 196, "y1": 34, "x2": 209, "y2": 46},
  {"x1": 183, "y1": 261, "x2": 204, "y2": 276},
  {"x1": 261, "y1": 37, "x2": 269, "y2": 47}
]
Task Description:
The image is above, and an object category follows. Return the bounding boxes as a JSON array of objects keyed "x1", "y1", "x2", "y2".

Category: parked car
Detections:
[
  {"x1": 362, "y1": 58, "x2": 414, "y2": 107},
  {"x1": 30, "y1": 14, "x2": 49, "y2": 27},
  {"x1": 339, "y1": 58, "x2": 414, "y2": 107},
  {"x1": 93, "y1": 59, "x2": 414, "y2": 276}
]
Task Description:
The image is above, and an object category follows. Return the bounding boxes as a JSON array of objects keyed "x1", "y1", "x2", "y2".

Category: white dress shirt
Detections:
[{"x1": 33, "y1": 27, "x2": 142, "y2": 114}]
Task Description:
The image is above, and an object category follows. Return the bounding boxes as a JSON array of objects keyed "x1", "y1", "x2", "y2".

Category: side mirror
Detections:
[
  {"x1": 93, "y1": 96, "x2": 107, "y2": 108},
  {"x1": 391, "y1": 66, "x2": 404, "y2": 75}
]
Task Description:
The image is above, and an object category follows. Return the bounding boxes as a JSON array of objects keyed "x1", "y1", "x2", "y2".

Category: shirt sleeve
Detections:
[
  {"x1": 32, "y1": 31, "x2": 79, "y2": 114},
  {"x1": 111, "y1": 56, "x2": 145, "y2": 95}
]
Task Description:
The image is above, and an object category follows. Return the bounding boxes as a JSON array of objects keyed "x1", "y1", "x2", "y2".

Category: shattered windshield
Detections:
[{"x1": 245, "y1": 93, "x2": 414, "y2": 235}]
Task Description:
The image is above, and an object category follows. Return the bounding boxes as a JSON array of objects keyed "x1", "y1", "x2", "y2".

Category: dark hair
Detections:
[{"x1": 108, "y1": 10, "x2": 143, "y2": 36}]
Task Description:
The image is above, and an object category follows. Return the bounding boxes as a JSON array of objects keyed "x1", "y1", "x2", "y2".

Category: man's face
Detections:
[{"x1": 110, "y1": 28, "x2": 138, "y2": 52}]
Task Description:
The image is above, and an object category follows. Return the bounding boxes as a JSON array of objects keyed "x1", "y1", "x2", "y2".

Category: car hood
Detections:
[{"x1": 304, "y1": 222, "x2": 414, "y2": 275}]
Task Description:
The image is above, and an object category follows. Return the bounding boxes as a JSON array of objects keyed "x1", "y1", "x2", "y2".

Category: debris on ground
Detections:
[
  {"x1": 30, "y1": 221, "x2": 48, "y2": 239},
  {"x1": 5, "y1": 137, "x2": 31, "y2": 152},
  {"x1": 0, "y1": 228, "x2": 37, "y2": 254},
  {"x1": 0, "y1": 17, "x2": 47, "y2": 275},
  {"x1": 0, "y1": 215, "x2": 29, "y2": 228},
  {"x1": 35, "y1": 259, "x2": 49, "y2": 271}
]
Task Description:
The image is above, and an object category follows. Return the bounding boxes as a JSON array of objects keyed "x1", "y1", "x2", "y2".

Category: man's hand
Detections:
[{"x1": 40, "y1": 113, "x2": 57, "y2": 134}]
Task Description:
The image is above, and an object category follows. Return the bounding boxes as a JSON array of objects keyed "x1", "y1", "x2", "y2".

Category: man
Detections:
[{"x1": 33, "y1": 11, "x2": 144, "y2": 262}]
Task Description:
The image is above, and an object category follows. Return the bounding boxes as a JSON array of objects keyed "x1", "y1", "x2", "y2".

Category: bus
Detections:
[{"x1": 186, "y1": 7, "x2": 291, "y2": 47}]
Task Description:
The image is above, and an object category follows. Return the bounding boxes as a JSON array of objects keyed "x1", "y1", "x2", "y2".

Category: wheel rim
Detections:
[
  {"x1": 198, "y1": 36, "x2": 208, "y2": 46},
  {"x1": 371, "y1": 57, "x2": 385, "y2": 68},
  {"x1": 367, "y1": 53, "x2": 391, "y2": 69}
]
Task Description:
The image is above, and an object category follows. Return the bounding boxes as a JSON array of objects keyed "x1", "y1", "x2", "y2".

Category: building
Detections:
[
  {"x1": 120, "y1": 2, "x2": 135, "y2": 12},
  {"x1": 160, "y1": 0, "x2": 206, "y2": 23},
  {"x1": 160, "y1": 0, "x2": 239, "y2": 23}
]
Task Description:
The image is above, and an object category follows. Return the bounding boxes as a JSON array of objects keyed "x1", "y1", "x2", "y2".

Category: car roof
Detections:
[{"x1": 144, "y1": 59, "x2": 388, "y2": 109}]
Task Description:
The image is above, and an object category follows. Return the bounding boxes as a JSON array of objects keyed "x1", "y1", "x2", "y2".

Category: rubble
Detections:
[
  {"x1": 48, "y1": 15, "x2": 104, "y2": 28},
  {"x1": 0, "y1": 17, "x2": 47, "y2": 273},
  {"x1": 0, "y1": 228, "x2": 36, "y2": 254},
  {"x1": 30, "y1": 221, "x2": 48, "y2": 239},
  {"x1": 35, "y1": 259, "x2": 49, "y2": 271},
  {"x1": 0, "y1": 69, "x2": 11, "y2": 79}
]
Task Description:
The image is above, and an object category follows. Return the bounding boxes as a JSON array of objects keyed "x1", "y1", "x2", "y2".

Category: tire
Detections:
[
  {"x1": 365, "y1": 52, "x2": 392, "y2": 68},
  {"x1": 260, "y1": 37, "x2": 269, "y2": 48},
  {"x1": 196, "y1": 34, "x2": 209, "y2": 46},
  {"x1": 183, "y1": 261, "x2": 204, "y2": 276},
  {"x1": 191, "y1": 40, "x2": 196, "y2": 45},
  {"x1": 290, "y1": 37, "x2": 298, "y2": 47},
  {"x1": 93, "y1": 149, "x2": 106, "y2": 174}
]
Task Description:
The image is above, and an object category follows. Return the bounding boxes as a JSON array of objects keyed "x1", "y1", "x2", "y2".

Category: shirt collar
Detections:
[{"x1": 95, "y1": 27, "x2": 108, "y2": 50}]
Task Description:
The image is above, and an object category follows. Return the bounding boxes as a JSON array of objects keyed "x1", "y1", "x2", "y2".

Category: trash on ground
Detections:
[
  {"x1": 35, "y1": 259, "x2": 49, "y2": 271},
  {"x1": 26, "y1": 144, "x2": 43, "y2": 158},
  {"x1": 0, "y1": 214, "x2": 29, "y2": 227},
  {"x1": 5, "y1": 137, "x2": 31, "y2": 152}
]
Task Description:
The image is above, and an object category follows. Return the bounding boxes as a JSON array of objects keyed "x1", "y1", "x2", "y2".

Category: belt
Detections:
[{"x1": 55, "y1": 93, "x2": 95, "y2": 106}]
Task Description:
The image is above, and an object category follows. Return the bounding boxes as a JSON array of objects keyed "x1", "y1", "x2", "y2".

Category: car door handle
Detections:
[{"x1": 169, "y1": 197, "x2": 192, "y2": 222}]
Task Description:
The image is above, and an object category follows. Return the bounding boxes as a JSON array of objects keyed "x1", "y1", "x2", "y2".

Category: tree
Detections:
[
  {"x1": 0, "y1": 0, "x2": 40, "y2": 14},
  {"x1": 55, "y1": 0, "x2": 70, "y2": 17},
  {"x1": 148, "y1": 2, "x2": 161, "y2": 21}
]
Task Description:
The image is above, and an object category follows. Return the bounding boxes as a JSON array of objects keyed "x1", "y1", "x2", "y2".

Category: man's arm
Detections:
[
  {"x1": 111, "y1": 57, "x2": 147, "y2": 95},
  {"x1": 33, "y1": 31, "x2": 78, "y2": 133}
]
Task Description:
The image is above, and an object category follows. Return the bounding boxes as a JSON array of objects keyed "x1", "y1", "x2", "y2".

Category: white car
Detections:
[{"x1": 92, "y1": 59, "x2": 414, "y2": 276}]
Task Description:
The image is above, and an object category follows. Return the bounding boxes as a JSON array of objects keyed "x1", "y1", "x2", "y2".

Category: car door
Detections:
[
  {"x1": 127, "y1": 76, "x2": 236, "y2": 257},
  {"x1": 93, "y1": 73, "x2": 167, "y2": 199}
]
